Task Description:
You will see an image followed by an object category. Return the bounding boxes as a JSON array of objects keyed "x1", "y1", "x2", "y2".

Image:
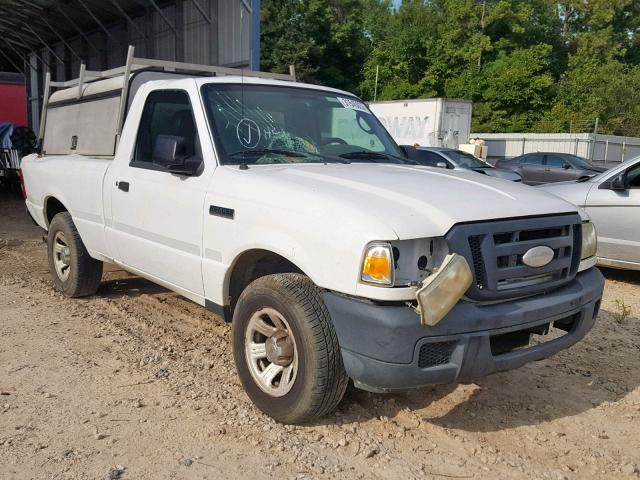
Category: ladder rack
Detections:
[{"x1": 38, "y1": 45, "x2": 296, "y2": 155}]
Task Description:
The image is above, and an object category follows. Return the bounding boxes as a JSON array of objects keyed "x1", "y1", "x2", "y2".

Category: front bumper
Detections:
[{"x1": 324, "y1": 267, "x2": 604, "y2": 392}]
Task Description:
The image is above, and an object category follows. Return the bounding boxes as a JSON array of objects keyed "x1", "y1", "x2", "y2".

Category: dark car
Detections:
[
  {"x1": 405, "y1": 146, "x2": 522, "y2": 182},
  {"x1": 495, "y1": 152, "x2": 607, "y2": 185}
]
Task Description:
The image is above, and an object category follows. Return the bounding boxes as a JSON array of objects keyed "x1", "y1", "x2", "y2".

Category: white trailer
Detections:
[{"x1": 368, "y1": 98, "x2": 472, "y2": 148}]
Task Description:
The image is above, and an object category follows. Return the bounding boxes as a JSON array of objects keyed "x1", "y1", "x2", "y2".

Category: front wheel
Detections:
[{"x1": 232, "y1": 273, "x2": 348, "y2": 424}]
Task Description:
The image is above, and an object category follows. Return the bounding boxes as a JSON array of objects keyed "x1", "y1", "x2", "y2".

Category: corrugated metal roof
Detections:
[
  {"x1": 0, "y1": 0, "x2": 146, "y2": 71},
  {"x1": 2, "y1": 0, "x2": 256, "y2": 134},
  {"x1": 0, "y1": 0, "x2": 252, "y2": 73}
]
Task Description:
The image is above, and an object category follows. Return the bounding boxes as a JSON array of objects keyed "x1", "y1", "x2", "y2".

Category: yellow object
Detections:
[{"x1": 361, "y1": 244, "x2": 393, "y2": 285}]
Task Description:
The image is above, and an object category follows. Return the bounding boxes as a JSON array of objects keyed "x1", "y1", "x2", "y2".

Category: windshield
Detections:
[
  {"x1": 444, "y1": 150, "x2": 491, "y2": 169},
  {"x1": 201, "y1": 84, "x2": 406, "y2": 165},
  {"x1": 591, "y1": 156, "x2": 640, "y2": 182},
  {"x1": 564, "y1": 154, "x2": 596, "y2": 169}
]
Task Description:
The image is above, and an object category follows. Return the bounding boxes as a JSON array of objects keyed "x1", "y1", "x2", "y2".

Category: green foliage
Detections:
[
  {"x1": 260, "y1": 0, "x2": 372, "y2": 92},
  {"x1": 472, "y1": 45, "x2": 556, "y2": 132},
  {"x1": 261, "y1": 0, "x2": 640, "y2": 135}
]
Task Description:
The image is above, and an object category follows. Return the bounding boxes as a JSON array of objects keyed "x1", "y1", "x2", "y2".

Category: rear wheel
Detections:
[
  {"x1": 232, "y1": 273, "x2": 348, "y2": 424},
  {"x1": 47, "y1": 212, "x2": 103, "y2": 297}
]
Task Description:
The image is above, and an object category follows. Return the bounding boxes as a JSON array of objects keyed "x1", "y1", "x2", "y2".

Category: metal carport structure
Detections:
[{"x1": 0, "y1": 0, "x2": 261, "y2": 134}]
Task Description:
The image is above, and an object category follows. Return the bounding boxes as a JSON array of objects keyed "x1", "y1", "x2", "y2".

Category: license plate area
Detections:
[{"x1": 489, "y1": 312, "x2": 580, "y2": 356}]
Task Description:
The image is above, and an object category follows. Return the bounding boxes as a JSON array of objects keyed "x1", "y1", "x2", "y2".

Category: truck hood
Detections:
[{"x1": 226, "y1": 163, "x2": 579, "y2": 239}]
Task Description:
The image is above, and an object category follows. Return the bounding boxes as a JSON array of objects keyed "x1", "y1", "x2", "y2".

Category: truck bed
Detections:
[{"x1": 23, "y1": 153, "x2": 112, "y2": 262}]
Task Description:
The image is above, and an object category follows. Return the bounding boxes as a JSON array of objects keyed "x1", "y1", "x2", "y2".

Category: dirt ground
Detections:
[{"x1": 1, "y1": 193, "x2": 639, "y2": 480}]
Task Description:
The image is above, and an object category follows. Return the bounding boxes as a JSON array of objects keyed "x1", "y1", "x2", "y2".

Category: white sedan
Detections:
[{"x1": 540, "y1": 157, "x2": 640, "y2": 270}]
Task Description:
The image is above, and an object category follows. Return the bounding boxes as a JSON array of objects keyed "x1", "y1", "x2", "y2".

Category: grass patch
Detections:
[{"x1": 613, "y1": 299, "x2": 632, "y2": 324}]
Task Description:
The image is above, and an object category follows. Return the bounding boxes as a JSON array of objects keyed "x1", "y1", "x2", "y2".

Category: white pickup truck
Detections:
[{"x1": 22, "y1": 50, "x2": 604, "y2": 424}]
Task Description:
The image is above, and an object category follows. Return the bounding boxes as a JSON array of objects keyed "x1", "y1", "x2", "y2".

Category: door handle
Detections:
[{"x1": 117, "y1": 181, "x2": 130, "y2": 192}]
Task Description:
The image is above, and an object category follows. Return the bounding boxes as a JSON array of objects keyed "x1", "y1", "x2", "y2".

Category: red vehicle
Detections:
[
  {"x1": 0, "y1": 72, "x2": 27, "y2": 127},
  {"x1": 0, "y1": 72, "x2": 30, "y2": 192}
]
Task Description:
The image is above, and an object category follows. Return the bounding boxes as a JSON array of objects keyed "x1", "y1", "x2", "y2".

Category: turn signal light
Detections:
[{"x1": 361, "y1": 244, "x2": 393, "y2": 285}]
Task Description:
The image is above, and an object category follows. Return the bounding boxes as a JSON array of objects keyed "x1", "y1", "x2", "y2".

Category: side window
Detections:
[
  {"x1": 522, "y1": 154, "x2": 543, "y2": 165},
  {"x1": 133, "y1": 90, "x2": 201, "y2": 168},
  {"x1": 545, "y1": 155, "x2": 566, "y2": 168},
  {"x1": 626, "y1": 164, "x2": 640, "y2": 188}
]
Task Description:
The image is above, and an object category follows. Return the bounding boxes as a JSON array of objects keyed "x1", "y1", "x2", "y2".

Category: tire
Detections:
[
  {"x1": 232, "y1": 273, "x2": 348, "y2": 424},
  {"x1": 47, "y1": 212, "x2": 103, "y2": 297}
]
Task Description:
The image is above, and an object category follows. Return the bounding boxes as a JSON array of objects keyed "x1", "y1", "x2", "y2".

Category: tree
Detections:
[
  {"x1": 261, "y1": 0, "x2": 640, "y2": 134},
  {"x1": 471, "y1": 45, "x2": 555, "y2": 132},
  {"x1": 535, "y1": 0, "x2": 640, "y2": 135},
  {"x1": 261, "y1": 0, "x2": 372, "y2": 92}
]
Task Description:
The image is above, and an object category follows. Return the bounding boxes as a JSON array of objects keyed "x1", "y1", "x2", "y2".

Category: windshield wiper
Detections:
[
  {"x1": 339, "y1": 151, "x2": 416, "y2": 164},
  {"x1": 339, "y1": 151, "x2": 387, "y2": 160},
  {"x1": 228, "y1": 148, "x2": 350, "y2": 164},
  {"x1": 228, "y1": 148, "x2": 307, "y2": 158}
]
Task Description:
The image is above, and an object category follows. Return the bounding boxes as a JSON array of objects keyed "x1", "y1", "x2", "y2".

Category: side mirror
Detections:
[
  {"x1": 399, "y1": 145, "x2": 419, "y2": 160},
  {"x1": 609, "y1": 173, "x2": 628, "y2": 191},
  {"x1": 436, "y1": 161, "x2": 448, "y2": 169},
  {"x1": 562, "y1": 163, "x2": 571, "y2": 170},
  {"x1": 152, "y1": 134, "x2": 197, "y2": 176}
]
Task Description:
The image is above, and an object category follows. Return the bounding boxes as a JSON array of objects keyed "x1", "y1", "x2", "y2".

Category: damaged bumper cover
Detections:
[{"x1": 324, "y1": 267, "x2": 604, "y2": 392}]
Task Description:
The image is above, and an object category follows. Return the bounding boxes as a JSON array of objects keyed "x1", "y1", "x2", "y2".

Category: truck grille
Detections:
[{"x1": 446, "y1": 214, "x2": 582, "y2": 301}]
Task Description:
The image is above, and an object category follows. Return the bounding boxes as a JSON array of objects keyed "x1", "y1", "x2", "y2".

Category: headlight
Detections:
[
  {"x1": 581, "y1": 222, "x2": 597, "y2": 260},
  {"x1": 361, "y1": 243, "x2": 393, "y2": 285},
  {"x1": 416, "y1": 253, "x2": 473, "y2": 326}
]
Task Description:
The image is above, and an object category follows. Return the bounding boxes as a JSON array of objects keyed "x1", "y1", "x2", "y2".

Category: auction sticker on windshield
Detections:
[{"x1": 338, "y1": 97, "x2": 370, "y2": 114}]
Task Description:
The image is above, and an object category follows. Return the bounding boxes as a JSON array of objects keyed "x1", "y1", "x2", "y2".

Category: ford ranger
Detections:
[{"x1": 21, "y1": 49, "x2": 604, "y2": 424}]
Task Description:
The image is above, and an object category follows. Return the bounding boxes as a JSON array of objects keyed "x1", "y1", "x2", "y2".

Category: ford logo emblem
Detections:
[{"x1": 522, "y1": 246, "x2": 554, "y2": 268}]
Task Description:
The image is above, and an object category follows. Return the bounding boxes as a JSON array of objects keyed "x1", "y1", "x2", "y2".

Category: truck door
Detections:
[
  {"x1": 108, "y1": 89, "x2": 212, "y2": 300},
  {"x1": 585, "y1": 163, "x2": 640, "y2": 264}
]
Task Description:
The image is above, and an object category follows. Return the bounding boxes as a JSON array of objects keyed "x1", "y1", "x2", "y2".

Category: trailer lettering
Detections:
[{"x1": 379, "y1": 116, "x2": 429, "y2": 141}]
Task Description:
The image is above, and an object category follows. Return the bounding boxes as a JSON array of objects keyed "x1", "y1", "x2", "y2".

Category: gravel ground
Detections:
[{"x1": 1, "y1": 194, "x2": 639, "y2": 480}]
